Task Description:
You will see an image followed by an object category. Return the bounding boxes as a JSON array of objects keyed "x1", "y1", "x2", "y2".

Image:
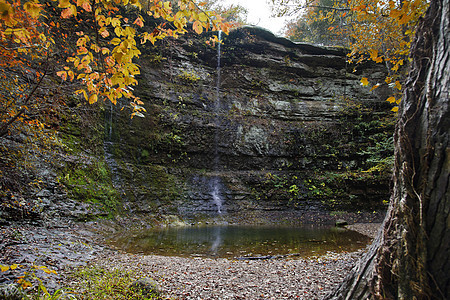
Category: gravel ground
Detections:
[
  {"x1": 95, "y1": 251, "x2": 364, "y2": 300},
  {"x1": 346, "y1": 223, "x2": 382, "y2": 239},
  {"x1": 0, "y1": 221, "x2": 381, "y2": 299},
  {"x1": 93, "y1": 223, "x2": 382, "y2": 300}
]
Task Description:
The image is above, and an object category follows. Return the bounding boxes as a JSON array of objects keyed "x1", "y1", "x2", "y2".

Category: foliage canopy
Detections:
[
  {"x1": 273, "y1": 0, "x2": 429, "y2": 111},
  {"x1": 0, "y1": 0, "x2": 232, "y2": 138}
]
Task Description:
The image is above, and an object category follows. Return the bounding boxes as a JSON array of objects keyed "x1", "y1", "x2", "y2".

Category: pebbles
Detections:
[
  {"x1": 1, "y1": 222, "x2": 382, "y2": 299},
  {"x1": 92, "y1": 223, "x2": 383, "y2": 299},
  {"x1": 94, "y1": 249, "x2": 367, "y2": 300}
]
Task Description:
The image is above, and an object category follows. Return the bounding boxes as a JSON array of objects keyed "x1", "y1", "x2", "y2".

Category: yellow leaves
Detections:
[
  {"x1": 0, "y1": 0, "x2": 15, "y2": 25},
  {"x1": 387, "y1": 95, "x2": 401, "y2": 112},
  {"x1": 360, "y1": 77, "x2": 369, "y2": 86},
  {"x1": 110, "y1": 17, "x2": 120, "y2": 28},
  {"x1": 88, "y1": 93, "x2": 98, "y2": 104},
  {"x1": 0, "y1": 264, "x2": 23, "y2": 272},
  {"x1": 391, "y1": 59, "x2": 404, "y2": 71},
  {"x1": 48, "y1": 0, "x2": 230, "y2": 116},
  {"x1": 34, "y1": 265, "x2": 57, "y2": 275},
  {"x1": 386, "y1": 96, "x2": 396, "y2": 103},
  {"x1": 131, "y1": 111, "x2": 144, "y2": 118},
  {"x1": 110, "y1": 38, "x2": 121, "y2": 45},
  {"x1": 58, "y1": 0, "x2": 71, "y2": 8},
  {"x1": 130, "y1": 100, "x2": 146, "y2": 118},
  {"x1": 163, "y1": 1, "x2": 171, "y2": 11},
  {"x1": 198, "y1": 12, "x2": 208, "y2": 22},
  {"x1": 0, "y1": 265, "x2": 9, "y2": 272},
  {"x1": 385, "y1": 76, "x2": 393, "y2": 84},
  {"x1": 23, "y1": 1, "x2": 42, "y2": 18},
  {"x1": 76, "y1": 0, "x2": 91, "y2": 12},
  {"x1": 394, "y1": 80, "x2": 402, "y2": 90},
  {"x1": 114, "y1": 26, "x2": 123, "y2": 37},
  {"x1": 110, "y1": 73, "x2": 123, "y2": 86},
  {"x1": 56, "y1": 70, "x2": 74, "y2": 81},
  {"x1": 127, "y1": 63, "x2": 140, "y2": 75}
]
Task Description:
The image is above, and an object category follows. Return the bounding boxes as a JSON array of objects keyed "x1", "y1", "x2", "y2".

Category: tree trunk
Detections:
[{"x1": 325, "y1": 0, "x2": 449, "y2": 299}]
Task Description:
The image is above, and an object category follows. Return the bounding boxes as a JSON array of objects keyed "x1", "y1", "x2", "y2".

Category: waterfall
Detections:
[
  {"x1": 211, "y1": 30, "x2": 224, "y2": 215},
  {"x1": 103, "y1": 102, "x2": 129, "y2": 211},
  {"x1": 211, "y1": 177, "x2": 222, "y2": 214},
  {"x1": 209, "y1": 226, "x2": 223, "y2": 255}
]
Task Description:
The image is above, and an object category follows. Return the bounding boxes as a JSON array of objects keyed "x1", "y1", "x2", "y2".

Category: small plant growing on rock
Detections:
[{"x1": 177, "y1": 70, "x2": 201, "y2": 83}]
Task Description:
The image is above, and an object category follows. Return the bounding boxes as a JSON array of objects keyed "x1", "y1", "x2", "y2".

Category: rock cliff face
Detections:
[{"x1": 108, "y1": 27, "x2": 393, "y2": 221}]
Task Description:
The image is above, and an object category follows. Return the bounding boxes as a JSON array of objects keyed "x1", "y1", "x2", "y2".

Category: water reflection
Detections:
[
  {"x1": 209, "y1": 226, "x2": 223, "y2": 255},
  {"x1": 110, "y1": 225, "x2": 371, "y2": 258}
]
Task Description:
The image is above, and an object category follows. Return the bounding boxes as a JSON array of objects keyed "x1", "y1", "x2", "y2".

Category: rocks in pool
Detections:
[{"x1": 335, "y1": 219, "x2": 349, "y2": 227}]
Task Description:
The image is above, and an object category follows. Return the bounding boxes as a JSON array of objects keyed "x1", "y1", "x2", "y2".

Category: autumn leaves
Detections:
[
  {"x1": 274, "y1": 0, "x2": 429, "y2": 112},
  {"x1": 48, "y1": 0, "x2": 230, "y2": 117},
  {"x1": 0, "y1": 0, "x2": 232, "y2": 120}
]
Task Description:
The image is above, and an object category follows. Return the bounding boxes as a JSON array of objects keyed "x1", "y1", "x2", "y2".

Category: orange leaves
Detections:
[
  {"x1": 56, "y1": 70, "x2": 67, "y2": 80},
  {"x1": 192, "y1": 20, "x2": 202, "y2": 34},
  {"x1": 133, "y1": 16, "x2": 143, "y2": 27},
  {"x1": 58, "y1": 0, "x2": 76, "y2": 18},
  {"x1": 360, "y1": 77, "x2": 369, "y2": 86},
  {"x1": 99, "y1": 27, "x2": 109, "y2": 38},
  {"x1": 61, "y1": 5, "x2": 76, "y2": 18},
  {"x1": 1, "y1": 0, "x2": 232, "y2": 119},
  {"x1": 370, "y1": 83, "x2": 380, "y2": 91},
  {"x1": 76, "y1": 0, "x2": 91, "y2": 12},
  {"x1": 130, "y1": 99, "x2": 146, "y2": 118},
  {"x1": 369, "y1": 49, "x2": 383, "y2": 63},
  {"x1": 56, "y1": 67, "x2": 74, "y2": 81}
]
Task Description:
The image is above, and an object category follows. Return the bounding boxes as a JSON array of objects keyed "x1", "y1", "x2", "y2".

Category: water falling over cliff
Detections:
[{"x1": 211, "y1": 30, "x2": 224, "y2": 215}]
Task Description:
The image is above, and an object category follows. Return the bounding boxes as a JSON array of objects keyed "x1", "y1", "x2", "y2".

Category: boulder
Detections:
[{"x1": 129, "y1": 277, "x2": 160, "y2": 297}]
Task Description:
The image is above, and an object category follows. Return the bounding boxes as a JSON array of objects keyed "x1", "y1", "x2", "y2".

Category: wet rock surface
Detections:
[
  {"x1": 108, "y1": 26, "x2": 393, "y2": 216},
  {"x1": 0, "y1": 223, "x2": 105, "y2": 290}
]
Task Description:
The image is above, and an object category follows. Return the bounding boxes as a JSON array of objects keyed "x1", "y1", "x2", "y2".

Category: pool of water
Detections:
[{"x1": 109, "y1": 225, "x2": 371, "y2": 258}]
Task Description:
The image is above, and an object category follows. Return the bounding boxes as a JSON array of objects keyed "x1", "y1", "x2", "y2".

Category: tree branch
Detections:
[{"x1": 0, "y1": 68, "x2": 47, "y2": 137}]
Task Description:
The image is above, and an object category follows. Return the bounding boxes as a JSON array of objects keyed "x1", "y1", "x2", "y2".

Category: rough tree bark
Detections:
[{"x1": 325, "y1": 0, "x2": 449, "y2": 299}]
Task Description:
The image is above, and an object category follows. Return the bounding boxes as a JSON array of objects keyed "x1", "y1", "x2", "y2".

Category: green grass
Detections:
[{"x1": 68, "y1": 266, "x2": 162, "y2": 300}]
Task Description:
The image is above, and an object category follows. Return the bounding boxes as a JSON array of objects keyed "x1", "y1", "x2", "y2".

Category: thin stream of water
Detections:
[{"x1": 211, "y1": 30, "x2": 223, "y2": 214}]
